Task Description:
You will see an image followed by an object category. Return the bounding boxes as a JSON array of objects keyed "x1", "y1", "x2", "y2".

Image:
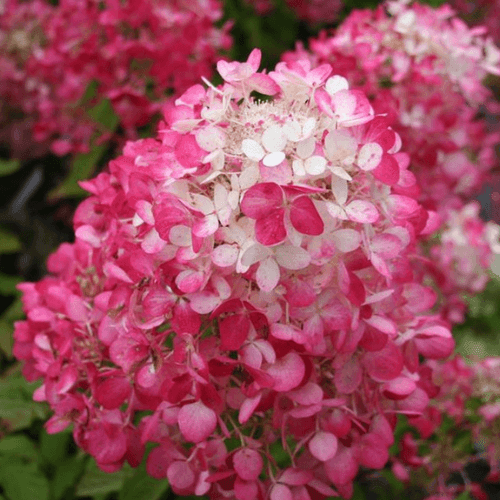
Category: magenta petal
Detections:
[
  {"x1": 363, "y1": 341, "x2": 404, "y2": 382},
  {"x1": 290, "y1": 196, "x2": 324, "y2": 235},
  {"x1": 241, "y1": 182, "x2": 283, "y2": 219},
  {"x1": 372, "y1": 153, "x2": 400, "y2": 185},
  {"x1": 356, "y1": 433, "x2": 389, "y2": 469},
  {"x1": 220, "y1": 314, "x2": 251, "y2": 351},
  {"x1": 95, "y1": 376, "x2": 131, "y2": 409},
  {"x1": 255, "y1": 208, "x2": 287, "y2": 246},
  {"x1": 324, "y1": 445, "x2": 358, "y2": 485}
]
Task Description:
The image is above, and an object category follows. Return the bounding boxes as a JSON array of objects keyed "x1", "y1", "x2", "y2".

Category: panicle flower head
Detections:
[
  {"x1": 284, "y1": 0, "x2": 500, "y2": 322},
  {"x1": 14, "y1": 47, "x2": 459, "y2": 498},
  {"x1": 0, "y1": 0, "x2": 232, "y2": 156}
]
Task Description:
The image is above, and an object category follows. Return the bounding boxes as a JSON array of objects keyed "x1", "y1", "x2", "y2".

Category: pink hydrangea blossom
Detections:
[
  {"x1": 283, "y1": 0, "x2": 500, "y2": 324},
  {"x1": 0, "y1": 0, "x2": 232, "y2": 156},
  {"x1": 12, "y1": 44, "x2": 468, "y2": 498}
]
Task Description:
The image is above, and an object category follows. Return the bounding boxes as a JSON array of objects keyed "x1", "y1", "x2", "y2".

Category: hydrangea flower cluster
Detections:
[
  {"x1": 14, "y1": 48, "x2": 459, "y2": 499},
  {"x1": 451, "y1": 0, "x2": 500, "y2": 44},
  {"x1": 0, "y1": 0, "x2": 231, "y2": 156},
  {"x1": 283, "y1": 0, "x2": 500, "y2": 322},
  {"x1": 392, "y1": 355, "x2": 500, "y2": 500},
  {"x1": 243, "y1": 0, "x2": 343, "y2": 24}
]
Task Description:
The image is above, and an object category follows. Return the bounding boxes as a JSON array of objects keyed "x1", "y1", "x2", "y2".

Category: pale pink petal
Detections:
[
  {"x1": 275, "y1": 245, "x2": 311, "y2": 270},
  {"x1": 332, "y1": 229, "x2": 360, "y2": 253},
  {"x1": 167, "y1": 461, "x2": 195, "y2": 491},
  {"x1": 345, "y1": 200, "x2": 379, "y2": 223},
  {"x1": 357, "y1": 143, "x2": 383, "y2": 171},
  {"x1": 256, "y1": 257, "x2": 280, "y2": 292},
  {"x1": 271, "y1": 484, "x2": 293, "y2": 500},
  {"x1": 309, "y1": 431, "x2": 338, "y2": 461},
  {"x1": 212, "y1": 244, "x2": 239, "y2": 267},
  {"x1": 266, "y1": 352, "x2": 305, "y2": 392},
  {"x1": 233, "y1": 448, "x2": 263, "y2": 481},
  {"x1": 178, "y1": 401, "x2": 217, "y2": 443}
]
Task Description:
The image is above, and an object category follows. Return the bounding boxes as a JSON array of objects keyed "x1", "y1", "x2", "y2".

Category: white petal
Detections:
[
  {"x1": 304, "y1": 155, "x2": 327, "y2": 176},
  {"x1": 275, "y1": 245, "x2": 311, "y2": 270},
  {"x1": 169, "y1": 225, "x2": 192, "y2": 247},
  {"x1": 326, "y1": 202, "x2": 348, "y2": 220},
  {"x1": 283, "y1": 121, "x2": 302, "y2": 142},
  {"x1": 262, "y1": 125, "x2": 287, "y2": 152},
  {"x1": 331, "y1": 229, "x2": 361, "y2": 253},
  {"x1": 330, "y1": 166, "x2": 352, "y2": 181},
  {"x1": 239, "y1": 164, "x2": 260, "y2": 189},
  {"x1": 324, "y1": 129, "x2": 358, "y2": 161},
  {"x1": 191, "y1": 194, "x2": 214, "y2": 214},
  {"x1": 241, "y1": 243, "x2": 270, "y2": 266},
  {"x1": 292, "y1": 159, "x2": 306, "y2": 176},
  {"x1": 296, "y1": 136, "x2": 316, "y2": 159},
  {"x1": 263, "y1": 151, "x2": 285, "y2": 167},
  {"x1": 211, "y1": 244, "x2": 239, "y2": 267},
  {"x1": 196, "y1": 127, "x2": 226, "y2": 152},
  {"x1": 331, "y1": 176, "x2": 348, "y2": 205},
  {"x1": 302, "y1": 117, "x2": 317, "y2": 138},
  {"x1": 326, "y1": 75, "x2": 349, "y2": 96},
  {"x1": 256, "y1": 257, "x2": 280, "y2": 292},
  {"x1": 358, "y1": 142, "x2": 383, "y2": 171},
  {"x1": 242, "y1": 139, "x2": 265, "y2": 161}
]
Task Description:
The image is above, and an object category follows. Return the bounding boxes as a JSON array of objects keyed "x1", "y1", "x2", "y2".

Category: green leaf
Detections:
[
  {"x1": 88, "y1": 98, "x2": 119, "y2": 131},
  {"x1": 0, "y1": 371, "x2": 46, "y2": 430},
  {"x1": 75, "y1": 459, "x2": 125, "y2": 497},
  {"x1": 0, "y1": 159, "x2": 21, "y2": 177},
  {"x1": 0, "y1": 435, "x2": 38, "y2": 461},
  {"x1": 0, "y1": 273, "x2": 22, "y2": 295},
  {"x1": 0, "y1": 227, "x2": 22, "y2": 253},
  {"x1": 40, "y1": 429, "x2": 71, "y2": 465},
  {"x1": 52, "y1": 456, "x2": 86, "y2": 500},
  {"x1": 118, "y1": 461, "x2": 169, "y2": 500},
  {"x1": 0, "y1": 462, "x2": 49, "y2": 500},
  {"x1": 0, "y1": 398, "x2": 47, "y2": 431},
  {"x1": 0, "y1": 319, "x2": 14, "y2": 357},
  {"x1": 48, "y1": 144, "x2": 107, "y2": 199}
]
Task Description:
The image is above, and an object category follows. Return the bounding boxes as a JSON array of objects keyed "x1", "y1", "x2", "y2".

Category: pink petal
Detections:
[
  {"x1": 334, "y1": 357, "x2": 362, "y2": 394},
  {"x1": 266, "y1": 352, "x2": 305, "y2": 392},
  {"x1": 239, "y1": 393, "x2": 262, "y2": 424},
  {"x1": 371, "y1": 233, "x2": 402, "y2": 259},
  {"x1": 382, "y1": 376, "x2": 416, "y2": 400},
  {"x1": 372, "y1": 153, "x2": 399, "y2": 185},
  {"x1": 271, "y1": 484, "x2": 293, "y2": 500},
  {"x1": 220, "y1": 314, "x2": 251, "y2": 351},
  {"x1": 248, "y1": 73, "x2": 281, "y2": 95},
  {"x1": 255, "y1": 209, "x2": 287, "y2": 246},
  {"x1": 234, "y1": 477, "x2": 259, "y2": 500},
  {"x1": 363, "y1": 341, "x2": 403, "y2": 382},
  {"x1": 386, "y1": 194, "x2": 420, "y2": 218},
  {"x1": 345, "y1": 200, "x2": 379, "y2": 223},
  {"x1": 287, "y1": 382, "x2": 323, "y2": 405},
  {"x1": 95, "y1": 377, "x2": 131, "y2": 409},
  {"x1": 290, "y1": 196, "x2": 324, "y2": 235},
  {"x1": 309, "y1": 431, "x2": 338, "y2": 461},
  {"x1": 356, "y1": 433, "x2": 389, "y2": 469},
  {"x1": 324, "y1": 445, "x2": 358, "y2": 485},
  {"x1": 175, "y1": 270, "x2": 205, "y2": 293},
  {"x1": 178, "y1": 401, "x2": 217, "y2": 443},
  {"x1": 241, "y1": 182, "x2": 283, "y2": 219},
  {"x1": 233, "y1": 448, "x2": 263, "y2": 481},
  {"x1": 167, "y1": 461, "x2": 195, "y2": 491}
]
